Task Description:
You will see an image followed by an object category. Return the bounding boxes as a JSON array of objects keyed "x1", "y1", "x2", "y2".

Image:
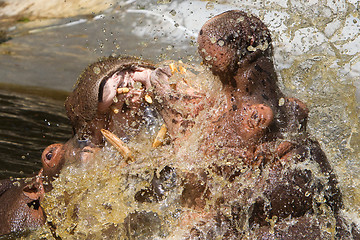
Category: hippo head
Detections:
[
  {"x1": 0, "y1": 177, "x2": 46, "y2": 235},
  {"x1": 198, "y1": 10, "x2": 272, "y2": 81},
  {"x1": 65, "y1": 56, "x2": 155, "y2": 146}
]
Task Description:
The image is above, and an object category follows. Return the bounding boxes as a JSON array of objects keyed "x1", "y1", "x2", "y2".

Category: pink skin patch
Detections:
[{"x1": 98, "y1": 67, "x2": 153, "y2": 113}]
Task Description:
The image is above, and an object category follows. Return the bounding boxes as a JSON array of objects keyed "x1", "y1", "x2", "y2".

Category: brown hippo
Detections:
[{"x1": 150, "y1": 10, "x2": 308, "y2": 160}]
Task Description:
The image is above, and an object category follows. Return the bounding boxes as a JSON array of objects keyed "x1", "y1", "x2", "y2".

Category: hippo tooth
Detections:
[
  {"x1": 179, "y1": 66, "x2": 187, "y2": 74},
  {"x1": 117, "y1": 87, "x2": 130, "y2": 94},
  {"x1": 112, "y1": 108, "x2": 119, "y2": 114},
  {"x1": 101, "y1": 129, "x2": 134, "y2": 162},
  {"x1": 169, "y1": 63, "x2": 178, "y2": 74},
  {"x1": 152, "y1": 124, "x2": 168, "y2": 148},
  {"x1": 145, "y1": 94, "x2": 153, "y2": 104}
]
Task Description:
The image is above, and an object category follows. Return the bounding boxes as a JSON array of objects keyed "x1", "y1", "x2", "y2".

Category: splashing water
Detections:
[{"x1": 16, "y1": 0, "x2": 359, "y2": 238}]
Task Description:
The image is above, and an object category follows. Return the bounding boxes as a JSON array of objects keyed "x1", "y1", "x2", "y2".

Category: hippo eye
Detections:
[{"x1": 46, "y1": 151, "x2": 53, "y2": 161}]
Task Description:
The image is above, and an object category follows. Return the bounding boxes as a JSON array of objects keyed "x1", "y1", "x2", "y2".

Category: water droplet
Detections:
[
  {"x1": 247, "y1": 45, "x2": 257, "y2": 52},
  {"x1": 134, "y1": 82, "x2": 142, "y2": 89},
  {"x1": 205, "y1": 55, "x2": 212, "y2": 61},
  {"x1": 210, "y1": 37, "x2": 216, "y2": 44},
  {"x1": 236, "y1": 16, "x2": 245, "y2": 23},
  {"x1": 206, "y1": 2, "x2": 214, "y2": 10},
  {"x1": 93, "y1": 66, "x2": 101, "y2": 74},
  {"x1": 169, "y1": 9, "x2": 176, "y2": 16},
  {"x1": 217, "y1": 39, "x2": 225, "y2": 47},
  {"x1": 278, "y1": 98, "x2": 285, "y2": 106},
  {"x1": 13, "y1": 181, "x2": 21, "y2": 187}
]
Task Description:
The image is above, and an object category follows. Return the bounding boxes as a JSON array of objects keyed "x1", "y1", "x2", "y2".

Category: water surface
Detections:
[{"x1": 0, "y1": 85, "x2": 71, "y2": 179}]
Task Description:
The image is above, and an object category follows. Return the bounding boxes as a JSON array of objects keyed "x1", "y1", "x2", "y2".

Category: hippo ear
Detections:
[{"x1": 98, "y1": 71, "x2": 123, "y2": 112}]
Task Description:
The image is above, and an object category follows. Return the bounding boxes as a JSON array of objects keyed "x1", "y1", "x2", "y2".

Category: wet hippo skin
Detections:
[{"x1": 52, "y1": 10, "x2": 351, "y2": 239}]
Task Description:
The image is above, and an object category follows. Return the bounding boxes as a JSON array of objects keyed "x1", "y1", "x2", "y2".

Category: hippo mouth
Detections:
[{"x1": 97, "y1": 67, "x2": 153, "y2": 113}]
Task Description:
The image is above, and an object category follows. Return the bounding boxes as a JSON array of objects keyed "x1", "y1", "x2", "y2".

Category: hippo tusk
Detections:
[
  {"x1": 152, "y1": 124, "x2": 168, "y2": 148},
  {"x1": 101, "y1": 129, "x2": 135, "y2": 162}
]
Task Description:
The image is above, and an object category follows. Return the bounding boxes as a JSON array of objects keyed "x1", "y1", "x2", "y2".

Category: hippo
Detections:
[
  {"x1": 40, "y1": 143, "x2": 66, "y2": 192},
  {"x1": 0, "y1": 56, "x2": 163, "y2": 237}
]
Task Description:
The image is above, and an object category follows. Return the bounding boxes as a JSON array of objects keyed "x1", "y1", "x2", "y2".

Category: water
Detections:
[
  {"x1": 0, "y1": 85, "x2": 71, "y2": 179},
  {"x1": 0, "y1": 0, "x2": 359, "y2": 238}
]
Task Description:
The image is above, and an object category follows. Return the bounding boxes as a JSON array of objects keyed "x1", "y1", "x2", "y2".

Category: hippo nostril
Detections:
[
  {"x1": 27, "y1": 199, "x2": 41, "y2": 210},
  {"x1": 77, "y1": 136, "x2": 90, "y2": 148}
]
